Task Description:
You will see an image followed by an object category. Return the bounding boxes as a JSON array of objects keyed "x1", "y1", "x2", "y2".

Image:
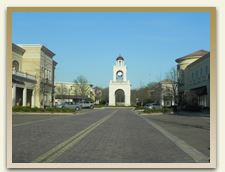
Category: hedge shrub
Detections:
[
  {"x1": 94, "y1": 104, "x2": 106, "y2": 108},
  {"x1": 135, "y1": 106, "x2": 145, "y2": 110},
  {"x1": 143, "y1": 108, "x2": 172, "y2": 114},
  {"x1": 12, "y1": 106, "x2": 76, "y2": 113}
]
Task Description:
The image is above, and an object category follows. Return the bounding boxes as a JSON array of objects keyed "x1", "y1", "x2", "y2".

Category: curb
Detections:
[
  {"x1": 93, "y1": 107, "x2": 105, "y2": 109},
  {"x1": 134, "y1": 110, "x2": 173, "y2": 116},
  {"x1": 140, "y1": 112, "x2": 164, "y2": 116}
]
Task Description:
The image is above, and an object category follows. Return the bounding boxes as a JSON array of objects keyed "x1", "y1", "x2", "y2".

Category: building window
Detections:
[
  {"x1": 205, "y1": 65, "x2": 208, "y2": 74},
  {"x1": 12, "y1": 60, "x2": 19, "y2": 72},
  {"x1": 41, "y1": 67, "x2": 44, "y2": 78},
  {"x1": 45, "y1": 69, "x2": 48, "y2": 79},
  {"x1": 47, "y1": 70, "x2": 49, "y2": 80},
  {"x1": 47, "y1": 70, "x2": 51, "y2": 81}
]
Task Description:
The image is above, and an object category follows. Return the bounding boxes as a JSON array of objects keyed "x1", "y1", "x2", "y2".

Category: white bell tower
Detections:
[{"x1": 109, "y1": 56, "x2": 131, "y2": 106}]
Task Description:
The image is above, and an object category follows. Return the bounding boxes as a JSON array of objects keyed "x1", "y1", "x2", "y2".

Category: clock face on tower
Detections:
[{"x1": 116, "y1": 71, "x2": 123, "y2": 80}]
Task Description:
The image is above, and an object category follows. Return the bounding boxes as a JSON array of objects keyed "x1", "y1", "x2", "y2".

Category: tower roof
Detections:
[{"x1": 116, "y1": 55, "x2": 124, "y2": 61}]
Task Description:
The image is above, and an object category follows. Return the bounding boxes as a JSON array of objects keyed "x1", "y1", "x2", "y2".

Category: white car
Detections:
[
  {"x1": 144, "y1": 103, "x2": 162, "y2": 110},
  {"x1": 60, "y1": 102, "x2": 82, "y2": 111},
  {"x1": 79, "y1": 100, "x2": 94, "y2": 109}
]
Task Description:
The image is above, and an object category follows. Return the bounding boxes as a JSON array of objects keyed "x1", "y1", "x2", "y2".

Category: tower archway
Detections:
[{"x1": 115, "y1": 89, "x2": 125, "y2": 106}]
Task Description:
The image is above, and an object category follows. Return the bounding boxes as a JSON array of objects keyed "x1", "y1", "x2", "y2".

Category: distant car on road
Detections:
[
  {"x1": 144, "y1": 103, "x2": 162, "y2": 110},
  {"x1": 61, "y1": 102, "x2": 82, "y2": 111}
]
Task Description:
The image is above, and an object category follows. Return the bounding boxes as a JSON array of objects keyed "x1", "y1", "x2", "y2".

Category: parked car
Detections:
[
  {"x1": 79, "y1": 100, "x2": 94, "y2": 109},
  {"x1": 61, "y1": 102, "x2": 82, "y2": 111},
  {"x1": 55, "y1": 103, "x2": 64, "y2": 109},
  {"x1": 144, "y1": 103, "x2": 162, "y2": 110}
]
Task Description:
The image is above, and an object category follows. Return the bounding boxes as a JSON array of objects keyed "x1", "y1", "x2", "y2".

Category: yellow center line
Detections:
[
  {"x1": 13, "y1": 109, "x2": 102, "y2": 127},
  {"x1": 13, "y1": 115, "x2": 74, "y2": 127},
  {"x1": 32, "y1": 110, "x2": 118, "y2": 163}
]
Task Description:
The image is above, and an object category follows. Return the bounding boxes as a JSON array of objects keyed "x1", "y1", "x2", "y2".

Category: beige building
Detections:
[
  {"x1": 176, "y1": 50, "x2": 210, "y2": 108},
  {"x1": 184, "y1": 53, "x2": 210, "y2": 107},
  {"x1": 12, "y1": 43, "x2": 57, "y2": 108},
  {"x1": 93, "y1": 87, "x2": 103, "y2": 104},
  {"x1": 55, "y1": 82, "x2": 95, "y2": 104},
  {"x1": 160, "y1": 79, "x2": 176, "y2": 107},
  {"x1": 12, "y1": 44, "x2": 37, "y2": 107}
]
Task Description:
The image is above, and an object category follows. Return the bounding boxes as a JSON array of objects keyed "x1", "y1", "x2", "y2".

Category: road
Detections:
[
  {"x1": 142, "y1": 113, "x2": 210, "y2": 157},
  {"x1": 12, "y1": 108, "x2": 209, "y2": 163}
]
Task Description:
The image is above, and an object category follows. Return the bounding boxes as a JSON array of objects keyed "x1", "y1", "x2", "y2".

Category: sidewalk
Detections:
[
  {"x1": 175, "y1": 111, "x2": 210, "y2": 117},
  {"x1": 135, "y1": 108, "x2": 210, "y2": 117}
]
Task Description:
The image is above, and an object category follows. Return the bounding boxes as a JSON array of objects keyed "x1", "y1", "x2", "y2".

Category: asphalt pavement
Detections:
[
  {"x1": 142, "y1": 113, "x2": 210, "y2": 157},
  {"x1": 12, "y1": 108, "x2": 209, "y2": 163}
]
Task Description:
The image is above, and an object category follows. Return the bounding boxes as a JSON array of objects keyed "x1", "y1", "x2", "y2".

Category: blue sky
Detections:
[{"x1": 12, "y1": 12, "x2": 210, "y2": 88}]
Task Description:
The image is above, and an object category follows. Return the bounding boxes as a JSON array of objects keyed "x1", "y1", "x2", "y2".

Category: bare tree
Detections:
[
  {"x1": 131, "y1": 84, "x2": 154, "y2": 106},
  {"x1": 101, "y1": 87, "x2": 109, "y2": 104},
  {"x1": 147, "y1": 82, "x2": 162, "y2": 104},
  {"x1": 166, "y1": 67, "x2": 179, "y2": 105},
  {"x1": 56, "y1": 83, "x2": 68, "y2": 100},
  {"x1": 73, "y1": 75, "x2": 90, "y2": 100}
]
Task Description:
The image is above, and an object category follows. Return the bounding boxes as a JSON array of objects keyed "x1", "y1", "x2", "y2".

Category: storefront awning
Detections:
[
  {"x1": 12, "y1": 78, "x2": 25, "y2": 85},
  {"x1": 191, "y1": 86, "x2": 207, "y2": 95},
  {"x1": 12, "y1": 74, "x2": 37, "y2": 84}
]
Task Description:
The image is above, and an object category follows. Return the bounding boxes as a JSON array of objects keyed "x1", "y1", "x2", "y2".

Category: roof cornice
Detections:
[
  {"x1": 12, "y1": 43, "x2": 25, "y2": 56},
  {"x1": 41, "y1": 46, "x2": 55, "y2": 58}
]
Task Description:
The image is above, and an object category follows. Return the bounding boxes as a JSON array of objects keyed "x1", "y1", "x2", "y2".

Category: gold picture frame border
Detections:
[{"x1": 7, "y1": 7, "x2": 217, "y2": 169}]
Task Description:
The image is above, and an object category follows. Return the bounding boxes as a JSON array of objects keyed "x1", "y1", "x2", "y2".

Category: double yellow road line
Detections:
[
  {"x1": 32, "y1": 110, "x2": 117, "y2": 163},
  {"x1": 13, "y1": 109, "x2": 100, "y2": 128}
]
